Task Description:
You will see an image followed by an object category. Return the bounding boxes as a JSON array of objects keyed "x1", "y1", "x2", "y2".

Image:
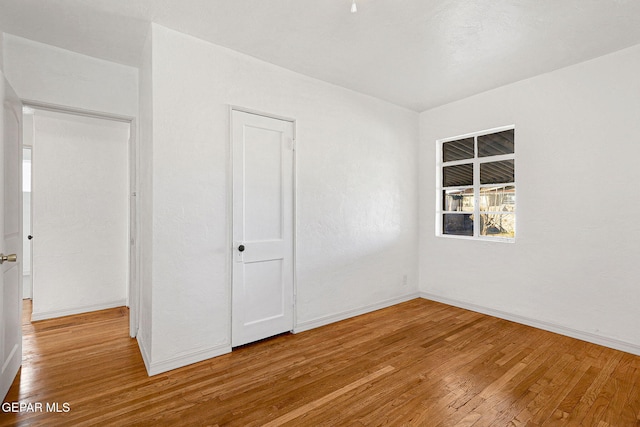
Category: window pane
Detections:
[
  {"x1": 479, "y1": 186, "x2": 515, "y2": 212},
  {"x1": 480, "y1": 213, "x2": 515, "y2": 237},
  {"x1": 480, "y1": 160, "x2": 514, "y2": 184},
  {"x1": 443, "y1": 213, "x2": 473, "y2": 236},
  {"x1": 443, "y1": 138, "x2": 474, "y2": 162},
  {"x1": 478, "y1": 129, "x2": 514, "y2": 157},
  {"x1": 443, "y1": 188, "x2": 474, "y2": 212},
  {"x1": 443, "y1": 163, "x2": 473, "y2": 187}
]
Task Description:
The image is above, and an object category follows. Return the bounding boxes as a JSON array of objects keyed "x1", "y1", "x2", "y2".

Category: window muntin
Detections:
[{"x1": 438, "y1": 127, "x2": 515, "y2": 241}]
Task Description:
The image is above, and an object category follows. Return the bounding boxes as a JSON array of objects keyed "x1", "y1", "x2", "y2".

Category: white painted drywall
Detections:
[
  {"x1": 137, "y1": 28, "x2": 154, "y2": 364},
  {"x1": 22, "y1": 188, "x2": 31, "y2": 299},
  {"x1": 31, "y1": 110, "x2": 129, "y2": 319},
  {"x1": 2, "y1": 32, "x2": 140, "y2": 324},
  {"x1": 22, "y1": 119, "x2": 33, "y2": 272},
  {"x1": 0, "y1": 32, "x2": 4, "y2": 72},
  {"x1": 22, "y1": 116, "x2": 34, "y2": 299},
  {"x1": 419, "y1": 44, "x2": 640, "y2": 350},
  {"x1": 22, "y1": 188, "x2": 30, "y2": 271},
  {"x1": 22, "y1": 148, "x2": 32, "y2": 299},
  {"x1": 2, "y1": 34, "x2": 138, "y2": 118},
  {"x1": 143, "y1": 24, "x2": 418, "y2": 372}
]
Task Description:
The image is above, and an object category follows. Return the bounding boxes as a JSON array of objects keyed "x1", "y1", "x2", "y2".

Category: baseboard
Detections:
[
  {"x1": 145, "y1": 344, "x2": 232, "y2": 376},
  {"x1": 31, "y1": 299, "x2": 127, "y2": 321},
  {"x1": 137, "y1": 337, "x2": 152, "y2": 375},
  {"x1": 294, "y1": 292, "x2": 420, "y2": 334},
  {"x1": 420, "y1": 292, "x2": 640, "y2": 356},
  {"x1": 142, "y1": 293, "x2": 417, "y2": 375}
]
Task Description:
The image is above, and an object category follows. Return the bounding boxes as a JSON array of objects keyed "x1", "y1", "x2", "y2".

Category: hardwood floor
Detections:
[{"x1": 2, "y1": 299, "x2": 639, "y2": 426}]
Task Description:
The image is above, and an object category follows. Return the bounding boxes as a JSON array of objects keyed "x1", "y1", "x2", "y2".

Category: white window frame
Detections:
[{"x1": 435, "y1": 125, "x2": 516, "y2": 242}]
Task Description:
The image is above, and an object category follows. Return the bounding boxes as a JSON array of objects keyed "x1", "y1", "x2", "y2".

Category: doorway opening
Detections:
[{"x1": 22, "y1": 103, "x2": 138, "y2": 337}]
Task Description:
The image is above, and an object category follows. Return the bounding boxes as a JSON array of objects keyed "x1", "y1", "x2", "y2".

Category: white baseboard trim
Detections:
[
  {"x1": 145, "y1": 344, "x2": 232, "y2": 376},
  {"x1": 420, "y1": 292, "x2": 640, "y2": 356},
  {"x1": 137, "y1": 337, "x2": 152, "y2": 375},
  {"x1": 294, "y1": 292, "x2": 420, "y2": 334},
  {"x1": 31, "y1": 299, "x2": 127, "y2": 321}
]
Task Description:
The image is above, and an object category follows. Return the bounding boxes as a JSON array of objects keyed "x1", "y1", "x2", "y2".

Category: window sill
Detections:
[{"x1": 435, "y1": 234, "x2": 515, "y2": 243}]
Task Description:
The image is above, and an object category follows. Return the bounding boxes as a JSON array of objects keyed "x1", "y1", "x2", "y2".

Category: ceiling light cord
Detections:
[{"x1": 351, "y1": 0, "x2": 357, "y2": 13}]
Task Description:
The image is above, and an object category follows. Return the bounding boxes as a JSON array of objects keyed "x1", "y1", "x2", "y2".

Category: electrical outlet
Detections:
[{"x1": 402, "y1": 274, "x2": 408, "y2": 286}]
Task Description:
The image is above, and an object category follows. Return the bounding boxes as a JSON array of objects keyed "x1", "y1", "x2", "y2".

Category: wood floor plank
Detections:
[
  {"x1": 263, "y1": 365, "x2": 395, "y2": 426},
  {"x1": 512, "y1": 351, "x2": 574, "y2": 424},
  {"x1": 2, "y1": 298, "x2": 640, "y2": 426}
]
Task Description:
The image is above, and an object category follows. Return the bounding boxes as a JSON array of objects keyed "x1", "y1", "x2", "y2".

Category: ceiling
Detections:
[{"x1": 1, "y1": 0, "x2": 640, "y2": 112}]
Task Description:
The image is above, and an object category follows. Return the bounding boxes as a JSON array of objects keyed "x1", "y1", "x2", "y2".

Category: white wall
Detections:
[
  {"x1": 137, "y1": 27, "x2": 154, "y2": 365},
  {"x1": 419, "y1": 44, "x2": 640, "y2": 353},
  {"x1": 22, "y1": 140, "x2": 32, "y2": 299},
  {"x1": 3, "y1": 32, "x2": 141, "y2": 321},
  {"x1": 0, "y1": 32, "x2": 4, "y2": 72},
  {"x1": 3, "y1": 34, "x2": 138, "y2": 118},
  {"x1": 31, "y1": 111, "x2": 129, "y2": 320},
  {"x1": 142, "y1": 24, "x2": 419, "y2": 373}
]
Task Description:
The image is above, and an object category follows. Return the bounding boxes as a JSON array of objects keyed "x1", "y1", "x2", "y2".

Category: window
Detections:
[{"x1": 437, "y1": 127, "x2": 515, "y2": 241}]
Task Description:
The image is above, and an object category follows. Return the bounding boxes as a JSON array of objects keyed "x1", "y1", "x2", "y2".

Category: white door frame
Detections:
[
  {"x1": 228, "y1": 105, "x2": 297, "y2": 347},
  {"x1": 22, "y1": 100, "x2": 140, "y2": 337}
]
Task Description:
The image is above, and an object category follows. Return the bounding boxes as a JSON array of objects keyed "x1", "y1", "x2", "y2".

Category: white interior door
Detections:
[
  {"x1": 1, "y1": 75, "x2": 23, "y2": 400},
  {"x1": 232, "y1": 110, "x2": 294, "y2": 347},
  {"x1": 31, "y1": 110, "x2": 129, "y2": 320}
]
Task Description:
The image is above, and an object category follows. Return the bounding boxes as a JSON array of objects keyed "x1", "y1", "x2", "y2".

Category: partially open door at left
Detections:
[{"x1": 1, "y1": 74, "x2": 23, "y2": 401}]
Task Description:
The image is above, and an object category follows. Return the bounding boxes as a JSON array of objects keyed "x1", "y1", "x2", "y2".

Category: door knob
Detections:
[
  {"x1": 238, "y1": 245, "x2": 245, "y2": 252},
  {"x1": 0, "y1": 254, "x2": 17, "y2": 264},
  {"x1": 28, "y1": 235, "x2": 33, "y2": 240}
]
